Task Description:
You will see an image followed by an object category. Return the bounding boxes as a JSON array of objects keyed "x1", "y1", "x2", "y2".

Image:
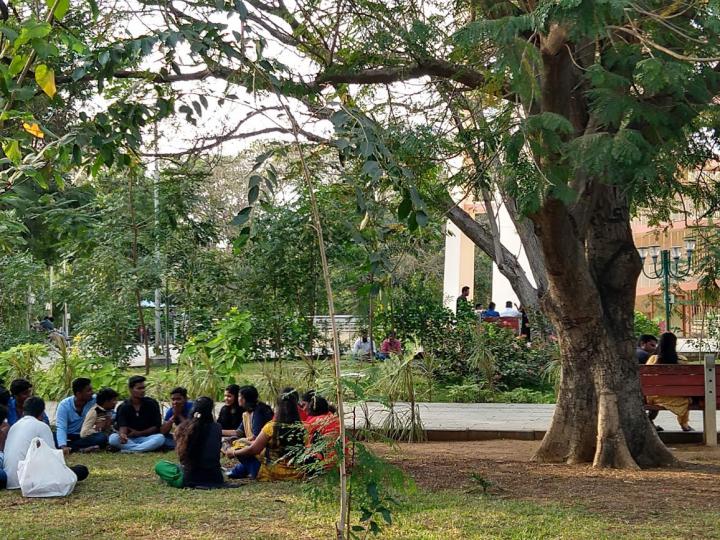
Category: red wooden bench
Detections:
[
  {"x1": 639, "y1": 362, "x2": 719, "y2": 444},
  {"x1": 482, "y1": 316, "x2": 521, "y2": 335}
]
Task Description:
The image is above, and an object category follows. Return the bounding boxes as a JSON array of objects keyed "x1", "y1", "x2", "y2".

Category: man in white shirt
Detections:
[
  {"x1": 3, "y1": 397, "x2": 88, "y2": 489},
  {"x1": 0, "y1": 403, "x2": 9, "y2": 489},
  {"x1": 499, "y1": 301, "x2": 522, "y2": 318},
  {"x1": 352, "y1": 330, "x2": 375, "y2": 360}
]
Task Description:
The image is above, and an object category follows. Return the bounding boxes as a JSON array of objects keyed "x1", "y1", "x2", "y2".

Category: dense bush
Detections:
[
  {"x1": 178, "y1": 308, "x2": 253, "y2": 399},
  {"x1": 446, "y1": 383, "x2": 555, "y2": 404},
  {"x1": 0, "y1": 343, "x2": 48, "y2": 384},
  {"x1": 375, "y1": 279, "x2": 558, "y2": 394},
  {"x1": 634, "y1": 311, "x2": 661, "y2": 338}
]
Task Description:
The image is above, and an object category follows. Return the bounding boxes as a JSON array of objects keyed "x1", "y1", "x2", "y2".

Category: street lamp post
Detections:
[{"x1": 638, "y1": 239, "x2": 696, "y2": 331}]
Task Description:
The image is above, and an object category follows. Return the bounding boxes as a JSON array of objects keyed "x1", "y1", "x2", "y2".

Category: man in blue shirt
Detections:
[
  {"x1": 481, "y1": 302, "x2": 500, "y2": 320},
  {"x1": 56, "y1": 378, "x2": 108, "y2": 453},
  {"x1": 6, "y1": 379, "x2": 49, "y2": 426},
  {"x1": 160, "y1": 386, "x2": 193, "y2": 449}
]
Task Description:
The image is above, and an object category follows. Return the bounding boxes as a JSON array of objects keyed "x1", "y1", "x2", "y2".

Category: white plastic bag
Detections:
[{"x1": 17, "y1": 437, "x2": 77, "y2": 497}]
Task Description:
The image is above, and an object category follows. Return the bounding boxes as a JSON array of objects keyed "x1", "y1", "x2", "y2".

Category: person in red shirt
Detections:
[
  {"x1": 378, "y1": 330, "x2": 402, "y2": 359},
  {"x1": 302, "y1": 392, "x2": 342, "y2": 466}
]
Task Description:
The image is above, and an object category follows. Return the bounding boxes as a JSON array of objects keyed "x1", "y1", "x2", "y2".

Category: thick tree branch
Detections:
[
  {"x1": 56, "y1": 68, "x2": 216, "y2": 85},
  {"x1": 446, "y1": 202, "x2": 540, "y2": 310},
  {"x1": 316, "y1": 59, "x2": 488, "y2": 89}
]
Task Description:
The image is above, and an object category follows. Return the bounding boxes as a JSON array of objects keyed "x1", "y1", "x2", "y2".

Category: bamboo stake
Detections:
[{"x1": 275, "y1": 97, "x2": 349, "y2": 539}]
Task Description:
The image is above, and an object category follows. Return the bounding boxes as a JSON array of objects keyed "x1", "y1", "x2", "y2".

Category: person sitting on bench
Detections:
[
  {"x1": 109, "y1": 376, "x2": 165, "y2": 452},
  {"x1": 56, "y1": 378, "x2": 108, "y2": 453},
  {"x1": 3, "y1": 397, "x2": 89, "y2": 489},
  {"x1": 645, "y1": 332, "x2": 694, "y2": 432}
]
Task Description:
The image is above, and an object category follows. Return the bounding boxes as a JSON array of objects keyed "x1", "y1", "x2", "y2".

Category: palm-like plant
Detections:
[{"x1": 371, "y1": 341, "x2": 425, "y2": 442}]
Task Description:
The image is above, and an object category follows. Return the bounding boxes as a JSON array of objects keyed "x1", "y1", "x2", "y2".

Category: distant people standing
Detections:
[
  {"x1": 456, "y1": 286, "x2": 470, "y2": 312},
  {"x1": 499, "y1": 301, "x2": 521, "y2": 318},
  {"x1": 481, "y1": 302, "x2": 500, "y2": 320},
  {"x1": 635, "y1": 334, "x2": 658, "y2": 364},
  {"x1": 378, "y1": 331, "x2": 402, "y2": 359}
]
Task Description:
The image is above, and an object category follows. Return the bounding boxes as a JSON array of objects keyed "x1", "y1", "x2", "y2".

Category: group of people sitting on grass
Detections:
[{"x1": 0, "y1": 374, "x2": 341, "y2": 491}]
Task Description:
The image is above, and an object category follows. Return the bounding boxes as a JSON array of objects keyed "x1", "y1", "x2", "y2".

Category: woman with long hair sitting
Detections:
[
  {"x1": 155, "y1": 397, "x2": 224, "y2": 488},
  {"x1": 303, "y1": 393, "x2": 343, "y2": 468},
  {"x1": 224, "y1": 391, "x2": 306, "y2": 481},
  {"x1": 218, "y1": 384, "x2": 243, "y2": 437},
  {"x1": 645, "y1": 332, "x2": 694, "y2": 431}
]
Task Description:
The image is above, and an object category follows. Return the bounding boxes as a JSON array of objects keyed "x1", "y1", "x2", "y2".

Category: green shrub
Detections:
[
  {"x1": 177, "y1": 308, "x2": 253, "y2": 399},
  {"x1": 445, "y1": 382, "x2": 555, "y2": 404},
  {"x1": 35, "y1": 336, "x2": 128, "y2": 400},
  {"x1": 0, "y1": 343, "x2": 48, "y2": 384},
  {"x1": 446, "y1": 382, "x2": 494, "y2": 403},
  {"x1": 634, "y1": 311, "x2": 661, "y2": 338},
  {"x1": 496, "y1": 387, "x2": 555, "y2": 404}
]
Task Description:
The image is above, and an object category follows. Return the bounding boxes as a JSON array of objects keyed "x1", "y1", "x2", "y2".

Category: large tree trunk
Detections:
[{"x1": 532, "y1": 190, "x2": 676, "y2": 468}]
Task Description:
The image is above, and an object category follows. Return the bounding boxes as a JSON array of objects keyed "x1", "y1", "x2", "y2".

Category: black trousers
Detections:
[
  {"x1": 66, "y1": 432, "x2": 109, "y2": 451},
  {"x1": 70, "y1": 465, "x2": 89, "y2": 482}
]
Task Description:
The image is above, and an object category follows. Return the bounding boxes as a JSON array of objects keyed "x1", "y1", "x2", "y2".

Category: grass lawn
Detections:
[{"x1": 2, "y1": 447, "x2": 718, "y2": 539}]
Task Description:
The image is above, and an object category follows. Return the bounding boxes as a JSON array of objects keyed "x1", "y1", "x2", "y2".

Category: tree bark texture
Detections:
[
  {"x1": 531, "y1": 190, "x2": 676, "y2": 468},
  {"x1": 524, "y1": 35, "x2": 678, "y2": 468}
]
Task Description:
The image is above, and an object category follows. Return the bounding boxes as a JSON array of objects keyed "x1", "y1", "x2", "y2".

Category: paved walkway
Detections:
[
  {"x1": 42, "y1": 401, "x2": 715, "y2": 441},
  {"x1": 354, "y1": 402, "x2": 715, "y2": 440}
]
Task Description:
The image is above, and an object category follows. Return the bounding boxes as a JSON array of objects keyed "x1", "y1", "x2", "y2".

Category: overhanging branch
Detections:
[{"x1": 316, "y1": 59, "x2": 488, "y2": 89}]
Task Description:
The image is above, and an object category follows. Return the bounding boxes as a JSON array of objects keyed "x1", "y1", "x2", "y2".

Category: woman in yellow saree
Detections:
[
  {"x1": 645, "y1": 332, "x2": 693, "y2": 431},
  {"x1": 224, "y1": 391, "x2": 306, "y2": 480}
]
